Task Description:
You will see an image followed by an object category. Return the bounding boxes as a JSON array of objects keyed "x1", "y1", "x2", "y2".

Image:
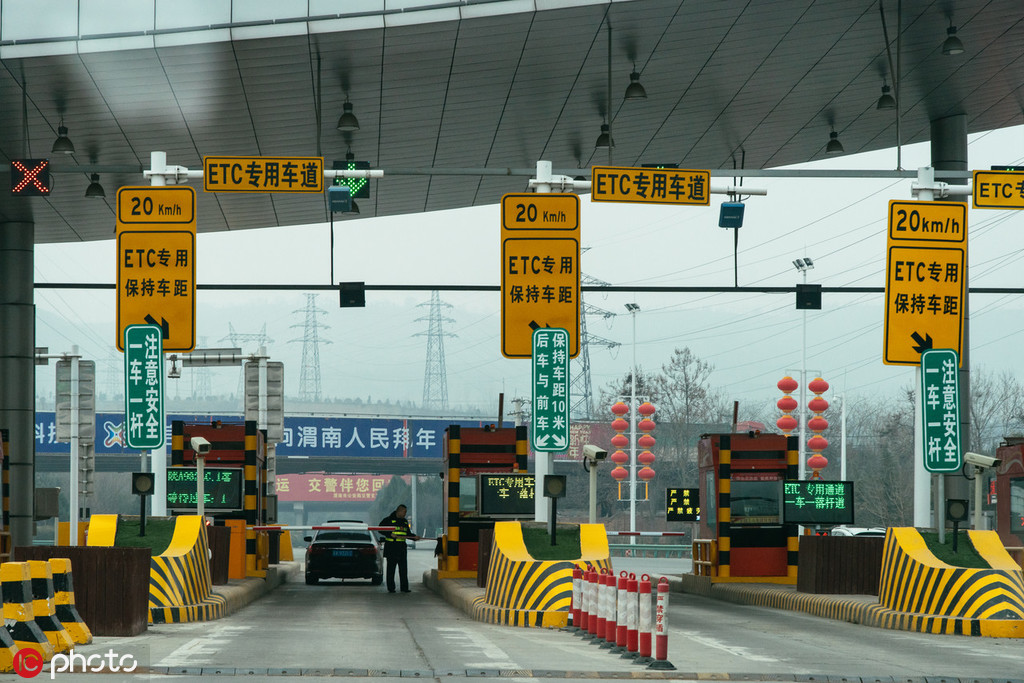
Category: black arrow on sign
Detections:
[
  {"x1": 528, "y1": 320, "x2": 551, "y2": 331},
  {"x1": 911, "y1": 331, "x2": 933, "y2": 354},
  {"x1": 144, "y1": 314, "x2": 170, "y2": 340}
]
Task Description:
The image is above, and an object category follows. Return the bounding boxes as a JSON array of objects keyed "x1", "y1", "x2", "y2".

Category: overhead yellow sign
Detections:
[
  {"x1": 500, "y1": 193, "x2": 580, "y2": 359},
  {"x1": 203, "y1": 156, "x2": 324, "y2": 193},
  {"x1": 883, "y1": 200, "x2": 966, "y2": 366},
  {"x1": 590, "y1": 166, "x2": 710, "y2": 205},
  {"x1": 972, "y1": 170, "x2": 1024, "y2": 209},
  {"x1": 116, "y1": 186, "x2": 197, "y2": 352}
]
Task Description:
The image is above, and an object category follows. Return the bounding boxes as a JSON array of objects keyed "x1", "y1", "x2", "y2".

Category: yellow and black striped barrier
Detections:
[
  {"x1": 476, "y1": 521, "x2": 611, "y2": 628},
  {"x1": 150, "y1": 516, "x2": 227, "y2": 623},
  {"x1": 49, "y1": 558, "x2": 92, "y2": 645},
  {"x1": 26, "y1": 560, "x2": 73, "y2": 654},
  {"x1": 1, "y1": 561, "x2": 55, "y2": 661}
]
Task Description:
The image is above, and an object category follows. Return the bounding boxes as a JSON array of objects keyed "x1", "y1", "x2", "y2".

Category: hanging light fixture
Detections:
[
  {"x1": 876, "y1": 83, "x2": 896, "y2": 110},
  {"x1": 595, "y1": 123, "x2": 614, "y2": 150},
  {"x1": 825, "y1": 129, "x2": 844, "y2": 155},
  {"x1": 942, "y1": 24, "x2": 964, "y2": 55},
  {"x1": 84, "y1": 173, "x2": 105, "y2": 198},
  {"x1": 51, "y1": 121, "x2": 75, "y2": 155},
  {"x1": 624, "y1": 67, "x2": 647, "y2": 101},
  {"x1": 336, "y1": 101, "x2": 360, "y2": 132}
]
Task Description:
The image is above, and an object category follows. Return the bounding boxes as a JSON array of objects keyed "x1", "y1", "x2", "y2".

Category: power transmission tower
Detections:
[
  {"x1": 571, "y1": 273, "x2": 621, "y2": 419},
  {"x1": 220, "y1": 323, "x2": 274, "y2": 397},
  {"x1": 290, "y1": 294, "x2": 331, "y2": 402},
  {"x1": 415, "y1": 291, "x2": 456, "y2": 411}
]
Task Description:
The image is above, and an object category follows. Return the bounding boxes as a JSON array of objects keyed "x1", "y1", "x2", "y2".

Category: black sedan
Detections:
[{"x1": 303, "y1": 524, "x2": 384, "y2": 585}]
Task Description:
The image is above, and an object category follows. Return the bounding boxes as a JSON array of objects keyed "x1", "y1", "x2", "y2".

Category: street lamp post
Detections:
[
  {"x1": 625, "y1": 303, "x2": 640, "y2": 540},
  {"x1": 792, "y1": 258, "x2": 814, "y2": 480}
]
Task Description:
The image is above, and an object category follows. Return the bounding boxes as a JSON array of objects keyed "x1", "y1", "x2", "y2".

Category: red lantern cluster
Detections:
[
  {"x1": 609, "y1": 405, "x2": 630, "y2": 483},
  {"x1": 776, "y1": 376, "x2": 799, "y2": 435},
  {"x1": 607, "y1": 401, "x2": 657, "y2": 494},
  {"x1": 806, "y1": 377, "x2": 830, "y2": 478},
  {"x1": 637, "y1": 405, "x2": 656, "y2": 483}
]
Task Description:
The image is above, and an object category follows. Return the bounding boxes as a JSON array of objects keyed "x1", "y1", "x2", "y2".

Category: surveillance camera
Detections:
[
  {"x1": 964, "y1": 452, "x2": 1000, "y2": 468},
  {"x1": 190, "y1": 436, "x2": 212, "y2": 456},
  {"x1": 582, "y1": 445, "x2": 608, "y2": 462}
]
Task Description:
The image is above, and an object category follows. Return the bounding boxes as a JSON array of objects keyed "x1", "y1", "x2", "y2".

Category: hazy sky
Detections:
[{"x1": 33, "y1": 124, "x2": 1024, "y2": 417}]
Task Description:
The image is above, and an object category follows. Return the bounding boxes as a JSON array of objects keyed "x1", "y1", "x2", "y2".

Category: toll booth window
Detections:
[
  {"x1": 730, "y1": 477, "x2": 782, "y2": 524},
  {"x1": 731, "y1": 450, "x2": 786, "y2": 460},
  {"x1": 460, "y1": 475, "x2": 477, "y2": 513},
  {"x1": 1012, "y1": 477, "x2": 1024, "y2": 533}
]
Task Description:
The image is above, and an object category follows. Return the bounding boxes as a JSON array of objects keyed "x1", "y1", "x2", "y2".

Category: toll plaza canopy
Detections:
[{"x1": 0, "y1": 0, "x2": 1022, "y2": 243}]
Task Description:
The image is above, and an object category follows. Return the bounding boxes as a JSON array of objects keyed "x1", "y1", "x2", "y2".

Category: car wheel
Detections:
[
  {"x1": 305, "y1": 573, "x2": 319, "y2": 585},
  {"x1": 371, "y1": 573, "x2": 383, "y2": 586}
]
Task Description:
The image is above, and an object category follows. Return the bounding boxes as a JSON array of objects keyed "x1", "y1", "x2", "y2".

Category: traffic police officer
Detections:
[{"x1": 378, "y1": 504, "x2": 420, "y2": 592}]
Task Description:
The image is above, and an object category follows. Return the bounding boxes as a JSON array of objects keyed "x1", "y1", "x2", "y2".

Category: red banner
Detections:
[{"x1": 274, "y1": 473, "x2": 394, "y2": 502}]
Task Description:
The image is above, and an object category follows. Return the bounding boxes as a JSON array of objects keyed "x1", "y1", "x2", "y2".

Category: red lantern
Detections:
[
  {"x1": 610, "y1": 450, "x2": 629, "y2": 465},
  {"x1": 776, "y1": 415, "x2": 798, "y2": 432},
  {"x1": 776, "y1": 396, "x2": 798, "y2": 412},
  {"x1": 807, "y1": 396, "x2": 829, "y2": 413},
  {"x1": 638, "y1": 418, "x2": 656, "y2": 432},
  {"x1": 637, "y1": 450, "x2": 655, "y2": 466},
  {"x1": 611, "y1": 402, "x2": 629, "y2": 417},
  {"x1": 637, "y1": 434, "x2": 656, "y2": 449},
  {"x1": 807, "y1": 416, "x2": 829, "y2": 432},
  {"x1": 610, "y1": 433, "x2": 629, "y2": 448},
  {"x1": 777, "y1": 376, "x2": 798, "y2": 394},
  {"x1": 807, "y1": 435, "x2": 829, "y2": 452},
  {"x1": 637, "y1": 466, "x2": 656, "y2": 481},
  {"x1": 610, "y1": 466, "x2": 629, "y2": 481},
  {"x1": 807, "y1": 453, "x2": 829, "y2": 470},
  {"x1": 611, "y1": 418, "x2": 628, "y2": 432},
  {"x1": 808, "y1": 377, "x2": 830, "y2": 394},
  {"x1": 638, "y1": 402, "x2": 656, "y2": 417}
]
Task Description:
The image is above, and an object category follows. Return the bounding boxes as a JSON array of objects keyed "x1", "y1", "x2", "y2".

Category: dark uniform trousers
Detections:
[{"x1": 380, "y1": 515, "x2": 412, "y2": 592}]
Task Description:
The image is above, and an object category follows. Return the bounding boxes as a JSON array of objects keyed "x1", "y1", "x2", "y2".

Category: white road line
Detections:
[{"x1": 678, "y1": 630, "x2": 780, "y2": 663}]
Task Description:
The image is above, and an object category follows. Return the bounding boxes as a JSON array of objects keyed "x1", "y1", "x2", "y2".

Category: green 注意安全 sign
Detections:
[
  {"x1": 782, "y1": 481, "x2": 854, "y2": 525},
  {"x1": 123, "y1": 324, "x2": 164, "y2": 450},
  {"x1": 921, "y1": 348, "x2": 962, "y2": 473}
]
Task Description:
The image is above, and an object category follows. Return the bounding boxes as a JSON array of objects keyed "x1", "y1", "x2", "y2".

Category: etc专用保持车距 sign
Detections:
[
  {"x1": 116, "y1": 186, "x2": 196, "y2": 352},
  {"x1": 883, "y1": 200, "x2": 966, "y2": 366},
  {"x1": 500, "y1": 193, "x2": 580, "y2": 359}
]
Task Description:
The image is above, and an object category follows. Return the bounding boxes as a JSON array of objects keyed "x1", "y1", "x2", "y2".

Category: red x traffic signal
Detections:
[{"x1": 10, "y1": 158, "x2": 51, "y2": 196}]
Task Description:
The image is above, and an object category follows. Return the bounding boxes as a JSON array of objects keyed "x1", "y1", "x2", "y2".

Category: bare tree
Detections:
[{"x1": 968, "y1": 366, "x2": 1024, "y2": 454}]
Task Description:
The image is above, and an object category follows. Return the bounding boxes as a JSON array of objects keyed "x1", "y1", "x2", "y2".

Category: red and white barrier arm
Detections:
[{"x1": 606, "y1": 531, "x2": 687, "y2": 537}]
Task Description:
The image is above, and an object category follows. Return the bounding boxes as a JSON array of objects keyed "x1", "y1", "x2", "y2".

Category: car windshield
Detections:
[{"x1": 314, "y1": 531, "x2": 371, "y2": 543}]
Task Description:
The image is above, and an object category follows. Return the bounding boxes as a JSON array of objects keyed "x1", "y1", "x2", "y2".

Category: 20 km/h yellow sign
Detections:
[
  {"x1": 116, "y1": 186, "x2": 197, "y2": 352},
  {"x1": 203, "y1": 156, "x2": 324, "y2": 193},
  {"x1": 500, "y1": 193, "x2": 580, "y2": 359},
  {"x1": 590, "y1": 166, "x2": 710, "y2": 205},
  {"x1": 883, "y1": 200, "x2": 967, "y2": 366},
  {"x1": 972, "y1": 170, "x2": 1024, "y2": 209}
]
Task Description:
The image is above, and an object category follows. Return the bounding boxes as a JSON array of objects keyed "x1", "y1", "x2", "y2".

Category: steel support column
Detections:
[{"x1": 0, "y1": 221, "x2": 35, "y2": 547}]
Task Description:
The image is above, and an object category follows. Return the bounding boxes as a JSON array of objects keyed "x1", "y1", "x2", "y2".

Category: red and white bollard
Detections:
[
  {"x1": 603, "y1": 570, "x2": 617, "y2": 648},
  {"x1": 614, "y1": 571, "x2": 629, "y2": 652},
  {"x1": 648, "y1": 576, "x2": 675, "y2": 670},
  {"x1": 622, "y1": 572, "x2": 639, "y2": 659},
  {"x1": 634, "y1": 573, "x2": 653, "y2": 665},
  {"x1": 595, "y1": 569, "x2": 607, "y2": 640},
  {"x1": 571, "y1": 565, "x2": 582, "y2": 631},
  {"x1": 586, "y1": 567, "x2": 598, "y2": 638}
]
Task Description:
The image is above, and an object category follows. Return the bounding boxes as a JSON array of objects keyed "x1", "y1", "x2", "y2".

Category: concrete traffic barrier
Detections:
[
  {"x1": 1, "y1": 561, "x2": 55, "y2": 662},
  {"x1": 48, "y1": 558, "x2": 92, "y2": 645},
  {"x1": 633, "y1": 573, "x2": 652, "y2": 665},
  {"x1": 648, "y1": 577, "x2": 675, "y2": 670},
  {"x1": 622, "y1": 572, "x2": 638, "y2": 659},
  {"x1": 26, "y1": 560, "x2": 73, "y2": 653},
  {"x1": 0, "y1": 612, "x2": 18, "y2": 673}
]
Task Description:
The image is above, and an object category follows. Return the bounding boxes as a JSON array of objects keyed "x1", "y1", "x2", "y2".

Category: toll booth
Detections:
[
  {"x1": 994, "y1": 438, "x2": 1024, "y2": 548},
  {"x1": 697, "y1": 431, "x2": 799, "y2": 583},
  {"x1": 171, "y1": 419, "x2": 268, "y2": 578},
  {"x1": 439, "y1": 424, "x2": 528, "y2": 578}
]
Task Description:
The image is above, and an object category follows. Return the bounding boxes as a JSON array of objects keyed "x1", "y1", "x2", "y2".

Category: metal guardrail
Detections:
[
  {"x1": 607, "y1": 543, "x2": 688, "y2": 558},
  {"x1": 692, "y1": 539, "x2": 717, "y2": 577}
]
